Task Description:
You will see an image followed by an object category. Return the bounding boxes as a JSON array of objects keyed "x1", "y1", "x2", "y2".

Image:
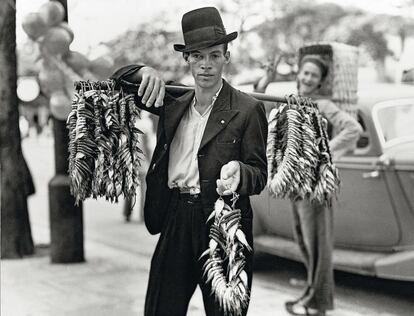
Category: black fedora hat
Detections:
[{"x1": 173, "y1": 7, "x2": 238, "y2": 53}]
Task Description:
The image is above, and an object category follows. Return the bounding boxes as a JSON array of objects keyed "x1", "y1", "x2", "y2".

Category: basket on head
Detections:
[{"x1": 298, "y1": 42, "x2": 359, "y2": 118}]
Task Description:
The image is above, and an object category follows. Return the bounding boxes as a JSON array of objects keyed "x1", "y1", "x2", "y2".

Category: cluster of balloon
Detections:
[{"x1": 22, "y1": 1, "x2": 114, "y2": 120}]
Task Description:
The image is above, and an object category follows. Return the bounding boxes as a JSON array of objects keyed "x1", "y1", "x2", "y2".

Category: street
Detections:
[{"x1": 1, "y1": 134, "x2": 413, "y2": 316}]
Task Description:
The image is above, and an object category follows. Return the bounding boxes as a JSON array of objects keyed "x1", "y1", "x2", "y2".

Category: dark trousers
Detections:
[
  {"x1": 292, "y1": 199, "x2": 334, "y2": 311},
  {"x1": 144, "y1": 192, "x2": 253, "y2": 316}
]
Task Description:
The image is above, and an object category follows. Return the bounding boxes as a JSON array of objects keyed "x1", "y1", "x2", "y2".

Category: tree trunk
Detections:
[
  {"x1": 0, "y1": 0, "x2": 35, "y2": 258},
  {"x1": 375, "y1": 59, "x2": 389, "y2": 83}
]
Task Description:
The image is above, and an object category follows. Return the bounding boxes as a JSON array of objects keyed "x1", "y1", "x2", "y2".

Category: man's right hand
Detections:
[{"x1": 137, "y1": 66, "x2": 165, "y2": 108}]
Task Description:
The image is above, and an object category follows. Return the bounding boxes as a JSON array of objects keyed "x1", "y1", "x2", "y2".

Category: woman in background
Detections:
[{"x1": 255, "y1": 55, "x2": 362, "y2": 316}]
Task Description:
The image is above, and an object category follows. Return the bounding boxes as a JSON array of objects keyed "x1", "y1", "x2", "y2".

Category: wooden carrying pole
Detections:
[{"x1": 75, "y1": 79, "x2": 291, "y2": 104}]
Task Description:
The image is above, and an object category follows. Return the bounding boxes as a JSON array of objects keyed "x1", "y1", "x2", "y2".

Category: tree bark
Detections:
[
  {"x1": 0, "y1": 0, "x2": 35, "y2": 258},
  {"x1": 375, "y1": 59, "x2": 390, "y2": 83}
]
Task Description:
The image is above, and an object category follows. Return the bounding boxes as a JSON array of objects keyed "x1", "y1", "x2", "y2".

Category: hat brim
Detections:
[{"x1": 173, "y1": 31, "x2": 238, "y2": 52}]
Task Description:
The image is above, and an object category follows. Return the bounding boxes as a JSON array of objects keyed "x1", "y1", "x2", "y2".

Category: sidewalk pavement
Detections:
[{"x1": 1, "y1": 135, "x2": 369, "y2": 316}]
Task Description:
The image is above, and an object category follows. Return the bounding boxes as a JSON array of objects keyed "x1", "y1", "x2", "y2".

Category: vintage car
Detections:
[{"x1": 239, "y1": 81, "x2": 414, "y2": 281}]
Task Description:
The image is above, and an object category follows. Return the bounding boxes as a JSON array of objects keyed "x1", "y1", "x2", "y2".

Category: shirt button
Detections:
[
  {"x1": 220, "y1": 120, "x2": 225, "y2": 124},
  {"x1": 164, "y1": 144, "x2": 167, "y2": 150}
]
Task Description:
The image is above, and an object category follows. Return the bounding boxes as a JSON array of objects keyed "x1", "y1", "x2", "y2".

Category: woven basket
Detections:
[{"x1": 298, "y1": 42, "x2": 359, "y2": 117}]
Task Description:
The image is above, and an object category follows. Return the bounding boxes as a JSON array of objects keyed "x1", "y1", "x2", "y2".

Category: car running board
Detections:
[{"x1": 254, "y1": 235, "x2": 414, "y2": 281}]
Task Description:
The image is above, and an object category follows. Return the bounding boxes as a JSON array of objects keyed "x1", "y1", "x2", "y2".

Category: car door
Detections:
[
  {"x1": 333, "y1": 108, "x2": 400, "y2": 250},
  {"x1": 250, "y1": 188, "x2": 295, "y2": 239}
]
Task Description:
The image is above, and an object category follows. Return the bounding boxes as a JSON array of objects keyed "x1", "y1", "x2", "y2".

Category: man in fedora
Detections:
[{"x1": 111, "y1": 7, "x2": 267, "y2": 316}]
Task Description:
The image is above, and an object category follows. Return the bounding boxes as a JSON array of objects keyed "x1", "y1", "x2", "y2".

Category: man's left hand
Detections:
[{"x1": 216, "y1": 161, "x2": 240, "y2": 196}]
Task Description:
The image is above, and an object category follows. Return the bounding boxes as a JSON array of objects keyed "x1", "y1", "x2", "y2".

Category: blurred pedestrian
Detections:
[
  {"x1": 255, "y1": 54, "x2": 362, "y2": 316},
  {"x1": 32, "y1": 113, "x2": 42, "y2": 137},
  {"x1": 111, "y1": 7, "x2": 267, "y2": 316}
]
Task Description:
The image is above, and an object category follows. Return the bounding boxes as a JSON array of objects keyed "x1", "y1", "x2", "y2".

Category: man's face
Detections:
[{"x1": 187, "y1": 44, "x2": 230, "y2": 89}]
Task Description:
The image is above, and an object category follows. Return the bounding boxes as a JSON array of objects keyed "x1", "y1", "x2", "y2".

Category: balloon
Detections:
[
  {"x1": 38, "y1": 60, "x2": 65, "y2": 96},
  {"x1": 49, "y1": 90, "x2": 71, "y2": 120},
  {"x1": 38, "y1": 1, "x2": 65, "y2": 27},
  {"x1": 22, "y1": 12, "x2": 48, "y2": 40},
  {"x1": 17, "y1": 77, "x2": 40, "y2": 102},
  {"x1": 42, "y1": 26, "x2": 73, "y2": 55},
  {"x1": 64, "y1": 51, "x2": 90, "y2": 74},
  {"x1": 59, "y1": 22, "x2": 74, "y2": 43}
]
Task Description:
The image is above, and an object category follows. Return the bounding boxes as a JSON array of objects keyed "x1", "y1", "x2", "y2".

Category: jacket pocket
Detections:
[{"x1": 216, "y1": 137, "x2": 241, "y2": 144}]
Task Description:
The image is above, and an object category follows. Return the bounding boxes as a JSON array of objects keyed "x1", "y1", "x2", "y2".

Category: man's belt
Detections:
[{"x1": 178, "y1": 188, "x2": 201, "y2": 203}]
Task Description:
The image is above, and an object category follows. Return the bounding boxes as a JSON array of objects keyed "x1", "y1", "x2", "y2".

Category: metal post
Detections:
[{"x1": 48, "y1": 0, "x2": 84, "y2": 263}]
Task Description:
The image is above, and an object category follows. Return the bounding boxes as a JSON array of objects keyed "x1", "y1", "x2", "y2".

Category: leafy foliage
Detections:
[
  {"x1": 100, "y1": 1, "x2": 414, "y2": 83},
  {"x1": 324, "y1": 14, "x2": 394, "y2": 63},
  {"x1": 103, "y1": 19, "x2": 187, "y2": 82}
]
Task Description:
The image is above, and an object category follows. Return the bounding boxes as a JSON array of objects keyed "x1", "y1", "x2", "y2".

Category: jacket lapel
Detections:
[
  {"x1": 199, "y1": 80, "x2": 239, "y2": 151},
  {"x1": 163, "y1": 90, "x2": 194, "y2": 144}
]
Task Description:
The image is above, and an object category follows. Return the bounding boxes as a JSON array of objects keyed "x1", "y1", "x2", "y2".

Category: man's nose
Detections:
[{"x1": 200, "y1": 57, "x2": 213, "y2": 69}]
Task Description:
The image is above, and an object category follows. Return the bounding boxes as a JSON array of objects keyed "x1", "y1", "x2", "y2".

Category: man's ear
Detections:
[
  {"x1": 183, "y1": 52, "x2": 189, "y2": 62},
  {"x1": 224, "y1": 51, "x2": 230, "y2": 64}
]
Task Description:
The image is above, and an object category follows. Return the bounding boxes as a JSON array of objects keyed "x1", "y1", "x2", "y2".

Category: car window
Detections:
[{"x1": 373, "y1": 101, "x2": 414, "y2": 147}]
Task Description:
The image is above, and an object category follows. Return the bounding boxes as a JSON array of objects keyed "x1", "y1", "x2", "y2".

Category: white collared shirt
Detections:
[{"x1": 168, "y1": 83, "x2": 223, "y2": 193}]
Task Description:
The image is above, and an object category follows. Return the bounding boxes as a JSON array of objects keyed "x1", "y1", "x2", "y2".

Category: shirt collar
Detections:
[{"x1": 192, "y1": 80, "x2": 223, "y2": 108}]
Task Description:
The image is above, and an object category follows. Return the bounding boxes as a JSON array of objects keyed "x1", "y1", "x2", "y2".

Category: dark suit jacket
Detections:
[{"x1": 111, "y1": 65, "x2": 268, "y2": 234}]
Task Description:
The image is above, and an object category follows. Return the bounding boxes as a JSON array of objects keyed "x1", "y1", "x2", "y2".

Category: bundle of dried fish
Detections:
[
  {"x1": 267, "y1": 95, "x2": 340, "y2": 204},
  {"x1": 68, "y1": 80, "x2": 143, "y2": 204},
  {"x1": 201, "y1": 194, "x2": 251, "y2": 316}
]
